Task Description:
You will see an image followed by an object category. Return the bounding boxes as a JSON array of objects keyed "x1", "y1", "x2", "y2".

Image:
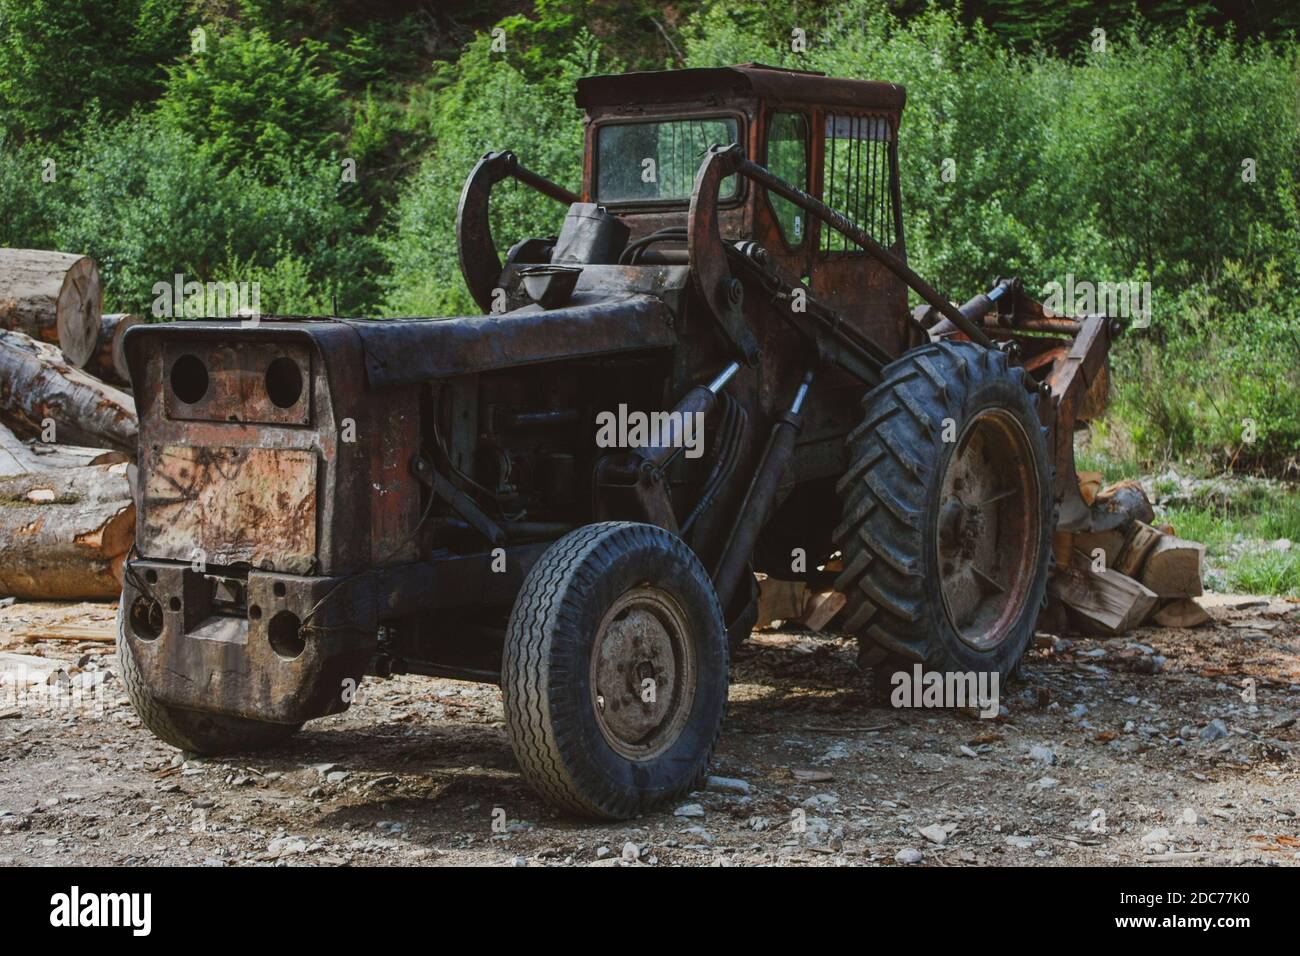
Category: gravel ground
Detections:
[{"x1": 1, "y1": 594, "x2": 1297, "y2": 867}]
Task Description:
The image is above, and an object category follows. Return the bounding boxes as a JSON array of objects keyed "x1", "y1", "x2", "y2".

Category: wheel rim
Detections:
[
  {"x1": 936, "y1": 409, "x2": 1041, "y2": 651},
  {"x1": 589, "y1": 585, "x2": 697, "y2": 760}
]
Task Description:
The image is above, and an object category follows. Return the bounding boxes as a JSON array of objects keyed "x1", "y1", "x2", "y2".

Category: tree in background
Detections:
[
  {"x1": 156, "y1": 26, "x2": 344, "y2": 176},
  {"x1": 0, "y1": 0, "x2": 193, "y2": 140}
]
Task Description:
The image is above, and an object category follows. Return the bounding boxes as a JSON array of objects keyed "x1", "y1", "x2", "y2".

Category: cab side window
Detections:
[
  {"x1": 821, "y1": 113, "x2": 894, "y2": 253},
  {"x1": 766, "y1": 112, "x2": 810, "y2": 247}
]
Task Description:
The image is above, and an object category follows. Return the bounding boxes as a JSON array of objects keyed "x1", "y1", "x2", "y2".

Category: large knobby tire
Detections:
[
  {"x1": 502, "y1": 521, "x2": 729, "y2": 819},
  {"x1": 833, "y1": 341, "x2": 1052, "y2": 681},
  {"x1": 116, "y1": 598, "x2": 302, "y2": 755}
]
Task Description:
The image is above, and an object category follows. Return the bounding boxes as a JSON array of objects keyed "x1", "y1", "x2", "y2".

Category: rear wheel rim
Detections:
[
  {"x1": 590, "y1": 585, "x2": 697, "y2": 760},
  {"x1": 936, "y1": 409, "x2": 1040, "y2": 651}
]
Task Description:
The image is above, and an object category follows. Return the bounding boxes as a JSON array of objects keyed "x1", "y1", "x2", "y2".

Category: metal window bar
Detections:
[{"x1": 821, "y1": 113, "x2": 893, "y2": 253}]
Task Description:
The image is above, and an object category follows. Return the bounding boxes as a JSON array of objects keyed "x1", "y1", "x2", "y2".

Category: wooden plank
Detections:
[
  {"x1": 1139, "y1": 536, "x2": 1205, "y2": 598},
  {"x1": 1151, "y1": 598, "x2": 1210, "y2": 628},
  {"x1": 15, "y1": 625, "x2": 115, "y2": 644},
  {"x1": 1049, "y1": 549, "x2": 1158, "y2": 636},
  {"x1": 1114, "y1": 521, "x2": 1162, "y2": 577}
]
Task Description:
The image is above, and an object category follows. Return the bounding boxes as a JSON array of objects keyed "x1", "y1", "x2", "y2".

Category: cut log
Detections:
[
  {"x1": 1074, "y1": 529, "x2": 1126, "y2": 569},
  {"x1": 802, "y1": 590, "x2": 847, "y2": 632},
  {"x1": 87, "y1": 312, "x2": 142, "y2": 387},
  {"x1": 0, "y1": 422, "x2": 128, "y2": 477},
  {"x1": 1138, "y1": 535, "x2": 1204, "y2": 598},
  {"x1": 0, "y1": 462, "x2": 134, "y2": 599},
  {"x1": 0, "y1": 328, "x2": 136, "y2": 452},
  {"x1": 0, "y1": 249, "x2": 102, "y2": 367},
  {"x1": 1092, "y1": 479, "x2": 1155, "y2": 529},
  {"x1": 1049, "y1": 549, "x2": 1158, "y2": 636},
  {"x1": 755, "y1": 576, "x2": 807, "y2": 629},
  {"x1": 1151, "y1": 598, "x2": 1210, "y2": 628},
  {"x1": 1077, "y1": 471, "x2": 1103, "y2": 505},
  {"x1": 1114, "y1": 521, "x2": 1162, "y2": 577}
]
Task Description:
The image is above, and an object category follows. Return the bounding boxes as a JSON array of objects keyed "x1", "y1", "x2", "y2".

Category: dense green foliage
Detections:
[
  {"x1": 156, "y1": 27, "x2": 344, "y2": 175},
  {"x1": 0, "y1": 0, "x2": 1297, "y2": 473},
  {"x1": 0, "y1": 0, "x2": 193, "y2": 139}
]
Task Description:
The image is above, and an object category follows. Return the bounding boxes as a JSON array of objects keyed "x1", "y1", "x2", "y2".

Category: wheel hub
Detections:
[
  {"x1": 936, "y1": 409, "x2": 1040, "y2": 651},
  {"x1": 590, "y1": 586, "x2": 696, "y2": 759}
]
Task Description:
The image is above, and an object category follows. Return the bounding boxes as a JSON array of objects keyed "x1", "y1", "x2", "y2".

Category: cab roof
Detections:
[{"x1": 575, "y1": 63, "x2": 906, "y2": 113}]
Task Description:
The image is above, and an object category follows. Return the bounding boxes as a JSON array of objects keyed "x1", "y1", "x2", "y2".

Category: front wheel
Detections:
[
  {"x1": 833, "y1": 341, "x2": 1052, "y2": 681},
  {"x1": 502, "y1": 522, "x2": 729, "y2": 819}
]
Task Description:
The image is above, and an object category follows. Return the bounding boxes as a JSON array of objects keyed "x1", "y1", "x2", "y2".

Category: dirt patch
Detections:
[{"x1": 1, "y1": 595, "x2": 1297, "y2": 867}]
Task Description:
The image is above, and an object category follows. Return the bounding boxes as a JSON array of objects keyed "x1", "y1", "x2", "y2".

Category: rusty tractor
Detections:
[{"x1": 118, "y1": 65, "x2": 1116, "y2": 818}]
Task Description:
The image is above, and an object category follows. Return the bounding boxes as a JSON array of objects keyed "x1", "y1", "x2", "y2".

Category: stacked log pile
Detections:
[
  {"x1": 1048, "y1": 475, "x2": 1208, "y2": 634},
  {"x1": 753, "y1": 477, "x2": 1207, "y2": 640},
  {"x1": 0, "y1": 249, "x2": 138, "y2": 600}
]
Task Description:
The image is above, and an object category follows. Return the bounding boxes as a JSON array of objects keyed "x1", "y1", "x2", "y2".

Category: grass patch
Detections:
[
  {"x1": 1161, "y1": 491, "x2": 1300, "y2": 597},
  {"x1": 1229, "y1": 550, "x2": 1300, "y2": 596}
]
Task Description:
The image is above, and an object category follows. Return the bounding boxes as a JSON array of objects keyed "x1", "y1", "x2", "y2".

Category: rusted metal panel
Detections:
[
  {"x1": 576, "y1": 66, "x2": 906, "y2": 113},
  {"x1": 140, "y1": 444, "x2": 317, "y2": 573},
  {"x1": 345, "y1": 293, "x2": 677, "y2": 388},
  {"x1": 369, "y1": 388, "x2": 421, "y2": 566},
  {"x1": 122, "y1": 562, "x2": 373, "y2": 724},
  {"x1": 125, "y1": 319, "x2": 422, "y2": 576},
  {"x1": 163, "y1": 340, "x2": 310, "y2": 425},
  {"x1": 1043, "y1": 314, "x2": 1119, "y2": 531}
]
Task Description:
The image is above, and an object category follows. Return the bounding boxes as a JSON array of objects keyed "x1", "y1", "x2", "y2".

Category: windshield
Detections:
[{"x1": 596, "y1": 117, "x2": 740, "y2": 203}]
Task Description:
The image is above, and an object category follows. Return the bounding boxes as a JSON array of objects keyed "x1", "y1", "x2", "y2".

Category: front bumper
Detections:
[{"x1": 121, "y1": 560, "x2": 376, "y2": 725}]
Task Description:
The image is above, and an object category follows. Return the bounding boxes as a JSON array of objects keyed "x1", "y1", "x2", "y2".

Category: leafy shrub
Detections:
[
  {"x1": 38, "y1": 115, "x2": 379, "y2": 314},
  {"x1": 156, "y1": 26, "x2": 344, "y2": 176},
  {"x1": 0, "y1": 0, "x2": 192, "y2": 139},
  {"x1": 381, "y1": 31, "x2": 599, "y2": 315}
]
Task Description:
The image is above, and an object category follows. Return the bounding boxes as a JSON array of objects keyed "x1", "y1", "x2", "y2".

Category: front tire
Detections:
[
  {"x1": 502, "y1": 522, "x2": 729, "y2": 819},
  {"x1": 833, "y1": 342, "x2": 1052, "y2": 681}
]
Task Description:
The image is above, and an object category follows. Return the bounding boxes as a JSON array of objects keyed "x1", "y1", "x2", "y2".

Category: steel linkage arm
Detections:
[
  {"x1": 687, "y1": 143, "x2": 995, "y2": 354},
  {"x1": 456, "y1": 150, "x2": 580, "y2": 313}
]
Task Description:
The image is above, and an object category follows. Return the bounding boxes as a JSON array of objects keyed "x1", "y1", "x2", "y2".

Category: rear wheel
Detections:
[
  {"x1": 116, "y1": 598, "x2": 301, "y2": 755},
  {"x1": 502, "y1": 522, "x2": 728, "y2": 818},
  {"x1": 833, "y1": 342, "x2": 1052, "y2": 681}
]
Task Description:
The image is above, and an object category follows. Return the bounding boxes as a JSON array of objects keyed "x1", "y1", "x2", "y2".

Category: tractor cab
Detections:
[
  {"x1": 576, "y1": 64, "x2": 910, "y2": 354},
  {"x1": 457, "y1": 64, "x2": 915, "y2": 359}
]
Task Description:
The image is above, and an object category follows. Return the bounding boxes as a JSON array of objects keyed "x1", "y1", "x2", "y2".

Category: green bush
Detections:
[
  {"x1": 381, "y1": 31, "x2": 599, "y2": 315},
  {"x1": 156, "y1": 26, "x2": 344, "y2": 176},
  {"x1": 0, "y1": 134, "x2": 59, "y2": 250},
  {"x1": 0, "y1": 0, "x2": 192, "y2": 139},
  {"x1": 35, "y1": 115, "x2": 379, "y2": 315},
  {"x1": 0, "y1": 1, "x2": 1296, "y2": 475}
]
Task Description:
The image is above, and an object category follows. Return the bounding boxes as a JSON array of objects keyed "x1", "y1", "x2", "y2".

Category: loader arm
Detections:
[{"x1": 687, "y1": 142, "x2": 997, "y2": 363}]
